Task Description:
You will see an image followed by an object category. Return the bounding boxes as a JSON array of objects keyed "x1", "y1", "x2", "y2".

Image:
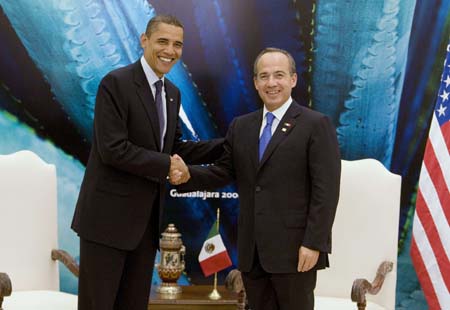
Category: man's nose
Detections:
[
  {"x1": 164, "y1": 44, "x2": 176, "y2": 55},
  {"x1": 267, "y1": 75, "x2": 277, "y2": 85}
]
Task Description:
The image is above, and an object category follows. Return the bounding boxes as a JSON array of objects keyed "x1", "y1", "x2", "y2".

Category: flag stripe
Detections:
[
  {"x1": 198, "y1": 234, "x2": 227, "y2": 261},
  {"x1": 411, "y1": 237, "x2": 441, "y2": 310},
  {"x1": 418, "y1": 166, "x2": 450, "y2": 259},
  {"x1": 429, "y1": 114, "x2": 450, "y2": 190},
  {"x1": 207, "y1": 221, "x2": 219, "y2": 239},
  {"x1": 443, "y1": 122, "x2": 450, "y2": 149},
  {"x1": 423, "y1": 140, "x2": 450, "y2": 221},
  {"x1": 412, "y1": 215, "x2": 450, "y2": 309},
  {"x1": 199, "y1": 251, "x2": 232, "y2": 277},
  {"x1": 415, "y1": 190, "x2": 450, "y2": 290}
]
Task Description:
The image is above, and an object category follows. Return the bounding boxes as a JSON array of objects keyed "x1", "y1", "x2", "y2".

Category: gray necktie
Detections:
[{"x1": 154, "y1": 80, "x2": 165, "y2": 148}]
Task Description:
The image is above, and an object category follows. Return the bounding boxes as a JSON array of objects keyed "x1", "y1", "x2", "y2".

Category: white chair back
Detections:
[
  {"x1": 315, "y1": 159, "x2": 401, "y2": 310},
  {"x1": 0, "y1": 150, "x2": 59, "y2": 291}
]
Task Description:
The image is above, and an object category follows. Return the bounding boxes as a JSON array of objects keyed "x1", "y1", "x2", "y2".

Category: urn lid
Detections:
[{"x1": 161, "y1": 223, "x2": 181, "y2": 238}]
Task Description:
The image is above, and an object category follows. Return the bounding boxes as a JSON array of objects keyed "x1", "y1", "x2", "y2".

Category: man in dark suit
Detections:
[
  {"x1": 172, "y1": 47, "x2": 341, "y2": 310},
  {"x1": 71, "y1": 15, "x2": 223, "y2": 310}
]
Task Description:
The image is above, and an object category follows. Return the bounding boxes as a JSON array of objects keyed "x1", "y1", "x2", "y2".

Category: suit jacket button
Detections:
[{"x1": 255, "y1": 186, "x2": 261, "y2": 192}]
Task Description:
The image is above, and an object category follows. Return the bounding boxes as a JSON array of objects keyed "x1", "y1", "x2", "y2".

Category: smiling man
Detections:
[
  {"x1": 71, "y1": 15, "x2": 223, "y2": 310},
  {"x1": 140, "y1": 19, "x2": 183, "y2": 78},
  {"x1": 174, "y1": 47, "x2": 341, "y2": 309}
]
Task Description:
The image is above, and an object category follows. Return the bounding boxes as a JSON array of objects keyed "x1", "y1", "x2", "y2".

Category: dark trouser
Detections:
[
  {"x1": 241, "y1": 248, "x2": 317, "y2": 310},
  {"x1": 78, "y1": 207, "x2": 159, "y2": 310}
]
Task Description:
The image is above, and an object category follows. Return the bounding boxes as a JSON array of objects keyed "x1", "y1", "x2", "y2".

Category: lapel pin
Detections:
[
  {"x1": 169, "y1": 98, "x2": 174, "y2": 102},
  {"x1": 281, "y1": 122, "x2": 292, "y2": 133}
]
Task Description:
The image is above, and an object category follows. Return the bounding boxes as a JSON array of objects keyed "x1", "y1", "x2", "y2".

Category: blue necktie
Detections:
[
  {"x1": 154, "y1": 80, "x2": 165, "y2": 149},
  {"x1": 259, "y1": 112, "x2": 275, "y2": 161}
]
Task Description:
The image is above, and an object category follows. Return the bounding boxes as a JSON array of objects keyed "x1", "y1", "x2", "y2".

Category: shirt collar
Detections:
[
  {"x1": 263, "y1": 97, "x2": 293, "y2": 121},
  {"x1": 140, "y1": 56, "x2": 165, "y2": 86}
]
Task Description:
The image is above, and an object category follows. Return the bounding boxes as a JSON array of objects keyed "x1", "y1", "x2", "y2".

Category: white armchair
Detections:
[
  {"x1": 314, "y1": 159, "x2": 401, "y2": 310},
  {"x1": 226, "y1": 159, "x2": 401, "y2": 310},
  {"x1": 0, "y1": 150, "x2": 78, "y2": 310}
]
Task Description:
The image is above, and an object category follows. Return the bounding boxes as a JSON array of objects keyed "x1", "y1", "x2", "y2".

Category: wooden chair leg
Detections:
[
  {"x1": 237, "y1": 290, "x2": 246, "y2": 310},
  {"x1": 357, "y1": 301, "x2": 366, "y2": 310},
  {"x1": 225, "y1": 269, "x2": 247, "y2": 310},
  {"x1": 0, "y1": 273, "x2": 12, "y2": 310}
]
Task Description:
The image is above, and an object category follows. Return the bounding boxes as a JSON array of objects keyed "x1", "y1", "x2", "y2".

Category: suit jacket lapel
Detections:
[
  {"x1": 248, "y1": 111, "x2": 263, "y2": 172},
  {"x1": 258, "y1": 102, "x2": 302, "y2": 170},
  {"x1": 162, "y1": 81, "x2": 178, "y2": 154},
  {"x1": 134, "y1": 62, "x2": 162, "y2": 150}
]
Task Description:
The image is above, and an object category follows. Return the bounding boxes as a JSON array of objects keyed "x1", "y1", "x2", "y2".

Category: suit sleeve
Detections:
[
  {"x1": 170, "y1": 90, "x2": 224, "y2": 164},
  {"x1": 171, "y1": 123, "x2": 224, "y2": 165},
  {"x1": 94, "y1": 74, "x2": 170, "y2": 180},
  {"x1": 302, "y1": 115, "x2": 341, "y2": 253},
  {"x1": 178, "y1": 119, "x2": 237, "y2": 191}
]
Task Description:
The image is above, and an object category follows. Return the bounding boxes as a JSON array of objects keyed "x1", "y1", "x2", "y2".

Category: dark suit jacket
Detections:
[
  {"x1": 71, "y1": 60, "x2": 223, "y2": 250},
  {"x1": 182, "y1": 101, "x2": 341, "y2": 273}
]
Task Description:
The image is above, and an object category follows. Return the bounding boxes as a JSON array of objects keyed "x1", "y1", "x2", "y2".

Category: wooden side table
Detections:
[{"x1": 148, "y1": 285, "x2": 244, "y2": 310}]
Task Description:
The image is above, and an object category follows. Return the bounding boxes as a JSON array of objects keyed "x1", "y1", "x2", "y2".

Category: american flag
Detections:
[{"x1": 410, "y1": 43, "x2": 450, "y2": 310}]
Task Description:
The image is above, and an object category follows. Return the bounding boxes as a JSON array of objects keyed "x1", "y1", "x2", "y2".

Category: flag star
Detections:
[
  {"x1": 437, "y1": 103, "x2": 447, "y2": 117},
  {"x1": 444, "y1": 75, "x2": 450, "y2": 88},
  {"x1": 439, "y1": 90, "x2": 450, "y2": 102}
]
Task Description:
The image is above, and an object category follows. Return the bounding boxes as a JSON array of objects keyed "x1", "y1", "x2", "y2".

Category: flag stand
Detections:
[
  {"x1": 208, "y1": 273, "x2": 221, "y2": 300},
  {"x1": 208, "y1": 208, "x2": 222, "y2": 300}
]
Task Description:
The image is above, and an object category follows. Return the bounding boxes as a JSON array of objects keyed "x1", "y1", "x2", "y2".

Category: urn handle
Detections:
[{"x1": 180, "y1": 245, "x2": 186, "y2": 269}]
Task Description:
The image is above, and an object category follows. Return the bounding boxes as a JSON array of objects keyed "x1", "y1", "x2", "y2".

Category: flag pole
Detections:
[{"x1": 208, "y1": 208, "x2": 222, "y2": 300}]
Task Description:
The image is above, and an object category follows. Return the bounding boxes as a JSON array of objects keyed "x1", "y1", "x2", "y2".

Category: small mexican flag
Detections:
[{"x1": 198, "y1": 220, "x2": 232, "y2": 277}]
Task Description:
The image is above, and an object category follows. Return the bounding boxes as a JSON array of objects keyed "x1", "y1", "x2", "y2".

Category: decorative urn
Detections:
[{"x1": 156, "y1": 223, "x2": 185, "y2": 295}]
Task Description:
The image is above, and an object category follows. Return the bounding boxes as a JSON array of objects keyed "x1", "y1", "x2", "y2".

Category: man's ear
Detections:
[
  {"x1": 140, "y1": 33, "x2": 147, "y2": 48},
  {"x1": 291, "y1": 73, "x2": 298, "y2": 88}
]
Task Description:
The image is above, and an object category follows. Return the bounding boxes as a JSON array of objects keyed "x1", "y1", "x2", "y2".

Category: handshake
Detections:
[{"x1": 169, "y1": 154, "x2": 190, "y2": 185}]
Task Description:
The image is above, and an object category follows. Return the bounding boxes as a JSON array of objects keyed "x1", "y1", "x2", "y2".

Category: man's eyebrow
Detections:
[{"x1": 258, "y1": 70, "x2": 287, "y2": 75}]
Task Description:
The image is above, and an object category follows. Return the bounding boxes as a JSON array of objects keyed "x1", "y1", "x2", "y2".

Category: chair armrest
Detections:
[
  {"x1": 0, "y1": 273, "x2": 12, "y2": 310},
  {"x1": 51, "y1": 249, "x2": 79, "y2": 278},
  {"x1": 351, "y1": 261, "x2": 393, "y2": 310},
  {"x1": 225, "y1": 269, "x2": 246, "y2": 310}
]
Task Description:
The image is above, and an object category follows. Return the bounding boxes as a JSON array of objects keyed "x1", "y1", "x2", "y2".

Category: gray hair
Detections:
[{"x1": 253, "y1": 47, "x2": 296, "y2": 76}]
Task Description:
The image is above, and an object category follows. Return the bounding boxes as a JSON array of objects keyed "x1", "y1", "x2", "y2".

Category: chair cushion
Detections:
[
  {"x1": 316, "y1": 296, "x2": 386, "y2": 310},
  {"x1": 2, "y1": 290, "x2": 77, "y2": 310}
]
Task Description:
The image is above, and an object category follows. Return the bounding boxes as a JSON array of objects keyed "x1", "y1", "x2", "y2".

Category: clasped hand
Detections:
[{"x1": 169, "y1": 154, "x2": 190, "y2": 185}]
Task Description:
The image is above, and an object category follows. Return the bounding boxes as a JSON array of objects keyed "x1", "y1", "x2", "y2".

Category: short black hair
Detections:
[{"x1": 145, "y1": 15, "x2": 184, "y2": 36}]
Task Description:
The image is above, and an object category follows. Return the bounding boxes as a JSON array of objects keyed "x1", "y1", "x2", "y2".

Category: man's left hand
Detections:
[
  {"x1": 297, "y1": 246, "x2": 319, "y2": 272},
  {"x1": 169, "y1": 154, "x2": 190, "y2": 185}
]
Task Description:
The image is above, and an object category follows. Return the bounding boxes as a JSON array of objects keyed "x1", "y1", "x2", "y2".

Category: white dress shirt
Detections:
[
  {"x1": 140, "y1": 56, "x2": 167, "y2": 148},
  {"x1": 259, "y1": 97, "x2": 293, "y2": 137}
]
